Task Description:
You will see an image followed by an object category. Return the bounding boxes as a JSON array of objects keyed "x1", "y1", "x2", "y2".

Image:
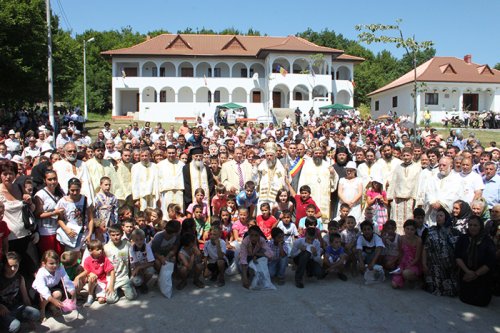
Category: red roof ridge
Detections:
[
  {"x1": 166, "y1": 35, "x2": 192, "y2": 49},
  {"x1": 221, "y1": 35, "x2": 247, "y2": 51}
]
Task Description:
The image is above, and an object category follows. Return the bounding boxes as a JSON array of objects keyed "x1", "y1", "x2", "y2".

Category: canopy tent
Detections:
[
  {"x1": 319, "y1": 103, "x2": 354, "y2": 110},
  {"x1": 217, "y1": 103, "x2": 245, "y2": 109}
]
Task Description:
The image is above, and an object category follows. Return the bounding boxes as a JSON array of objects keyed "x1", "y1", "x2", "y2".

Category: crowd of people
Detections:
[{"x1": 0, "y1": 110, "x2": 499, "y2": 330}]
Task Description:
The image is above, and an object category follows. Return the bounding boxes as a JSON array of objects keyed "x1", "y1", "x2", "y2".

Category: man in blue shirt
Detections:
[{"x1": 483, "y1": 161, "x2": 500, "y2": 209}]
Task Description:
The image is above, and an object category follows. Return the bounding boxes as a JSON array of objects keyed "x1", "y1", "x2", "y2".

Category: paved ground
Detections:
[{"x1": 39, "y1": 271, "x2": 499, "y2": 333}]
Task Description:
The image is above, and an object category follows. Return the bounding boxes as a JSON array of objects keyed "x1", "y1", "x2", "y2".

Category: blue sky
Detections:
[{"x1": 57, "y1": 0, "x2": 499, "y2": 66}]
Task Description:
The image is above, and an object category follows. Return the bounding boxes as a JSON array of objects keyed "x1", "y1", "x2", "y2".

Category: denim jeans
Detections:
[
  {"x1": 0, "y1": 305, "x2": 40, "y2": 333},
  {"x1": 268, "y1": 256, "x2": 288, "y2": 279}
]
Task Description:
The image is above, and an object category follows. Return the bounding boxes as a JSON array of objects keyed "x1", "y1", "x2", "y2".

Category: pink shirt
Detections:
[
  {"x1": 239, "y1": 236, "x2": 273, "y2": 265},
  {"x1": 232, "y1": 220, "x2": 248, "y2": 239}
]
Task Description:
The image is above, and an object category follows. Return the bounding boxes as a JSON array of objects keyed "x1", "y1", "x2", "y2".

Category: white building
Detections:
[
  {"x1": 368, "y1": 55, "x2": 500, "y2": 123},
  {"x1": 102, "y1": 34, "x2": 363, "y2": 122}
]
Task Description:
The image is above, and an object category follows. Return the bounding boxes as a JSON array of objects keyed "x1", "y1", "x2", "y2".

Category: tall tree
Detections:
[{"x1": 495, "y1": 63, "x2": 500, "y2": 70}]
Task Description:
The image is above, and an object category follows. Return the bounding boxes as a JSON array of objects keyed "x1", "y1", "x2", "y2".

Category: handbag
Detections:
[
  {"x1": 22, "y1": 202, "x2": 37, "y2": 233},
  {"x1": 60, "y1": 278, "x2": 77, "y2": 312}
]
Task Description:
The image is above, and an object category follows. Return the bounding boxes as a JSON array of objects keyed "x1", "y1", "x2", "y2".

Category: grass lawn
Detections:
[{"x1": 86, "y1": 112, "x2": 498, "y2": 145}]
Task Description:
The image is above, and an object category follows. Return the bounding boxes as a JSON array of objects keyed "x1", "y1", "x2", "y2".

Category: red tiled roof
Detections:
[
  {"x1": 335, "y1": 54, "x2": 365, "y2": 62},
  {"x1": 368, "y1": 57, "x2": 500, "y2": 96},
  {"x1": 101, "y1": 34, "x2": 345, "y2": 57}
]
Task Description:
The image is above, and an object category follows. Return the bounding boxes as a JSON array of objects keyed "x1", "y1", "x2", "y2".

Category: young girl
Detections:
[
  {"x1": 176, "y1": 233, "x2": 204, "y2": 290},
  {"x1": 192, "y1": 206, "x2": 209, "y2": 249},
  {"x1": 256, "y1": 203, "x2": 278, "y2": 240},
  {"x1": 167, "y1": 203, "x2": 184, "y2": 223},
  {"x1": 186, "y1": 188, "x2": 209, "y2": 220},
  {"x1": 0, "y1": 252, "x2": 40, "y2": 330},
  {"x1": 226, "y1": 194, "x2": 239, "y2": 222},
  {"x1": 276, "y1": 210, "x2": 298, "y2": 252},
  {"x1": 219, "y1": 208, "x2": 233, "y2": 243},
  {"x1": 380, "y1": 220, "x2": 400, "y2": 271},
  {"x1": 231, "y1": 207, "x2": 249, "y2": 244},
  {"x1": 211, "y1": 184, "x2": 227, "y2": 217},
  {"x1": 56, "y1": 178, "x2": 94, "y2": 251},
  {"x1": 337, "y1": 162, "x2": 363, "y2": 223},
  {"x1": 392, "y1": 219, "x2": 422, "y2": 288},
  {"x1": 272, "y1": 189, "x2": 294, "y2": 221},
  {"x1": 366, "y1": 178, "x2": 388, "y2": 232},
  {"x1": 32, "y1": 250, "x2": 76, "y2": 320},
  {"x1": 94, "y1": 177, "x2": 118, "y2": 227}
]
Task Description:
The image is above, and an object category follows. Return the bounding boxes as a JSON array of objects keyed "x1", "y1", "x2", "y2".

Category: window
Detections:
[
  {"x1": 160, "y1": 91, "x2": 166, "y2": 102},
  {"x1": 392, "y1": 96, "x2": 398, "y2": 108},
  {"x1": 375, "y1": 101, "x2": 379, "y2": 111},
  {"x1": 123, "y1": 67, "x2": 137, "y2": 77},
  {"x1": 159, "y1": 67, "x2": 165, "y2": 77},
  {"x1": 252, "y1": 91, "x2": 261, "y2": 103},
  {"x1": 207, "y1": 91, "x2": 212, "y2": 103},
  {"x1": 214, "y1": 68, "x2": 221, "y2": 77},
  {"x1": 425, "y1": 93, "x2": 439, "y2": 105},
  {"x1": 240, "y1": 68, "x2": 248, "y2": 78},
  {"x1": 180, "y1": 67, "x2": 193, "y2": 77},
  {"x1": 152, "y1": 67, "x2": 158, "y2": 77},
  {"x1": 214, "y1": 91, "x2": 221, "y2": 103}
]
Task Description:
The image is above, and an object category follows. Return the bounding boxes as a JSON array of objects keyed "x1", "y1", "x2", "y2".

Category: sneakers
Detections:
[
  {"x1": 337, "y1": 272, "x2": 348, "y2": 281},
  {"x1": 83, "y1": 295, "x2": 94, "y2": 307}
]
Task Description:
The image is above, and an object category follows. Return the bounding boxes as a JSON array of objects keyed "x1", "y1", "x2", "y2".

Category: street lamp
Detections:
[{"x1": 83, "y1": 37, "x2": 95, "y2": 120}]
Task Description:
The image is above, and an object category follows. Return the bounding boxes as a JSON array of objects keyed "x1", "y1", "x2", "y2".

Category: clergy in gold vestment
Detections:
[
  {"x1": 297, "y1": 147, "x2": 338, "y2": 220},
  {"x1": 158, "y1": 145, "x2": 185, "y2": 217},
  {"x1": 131, "y1": 150, "x2": 159, "y2": 210},
  {"x1": 114, "y1": 148, "x2": 133, "y2": 205},
  {"x1": 387, "y1": 148, "x2": 421, "y2": 231},
  {"x1": 85, "y1": 142, "x2": 119, "y2": 195},
  {"x1": 256, "y1": 142, "x2": 287, "y2": 214}
]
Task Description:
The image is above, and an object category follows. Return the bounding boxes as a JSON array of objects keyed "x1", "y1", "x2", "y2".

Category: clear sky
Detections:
[{"x1": 57, "y1": 0, "x2": 499, "y2": 66}]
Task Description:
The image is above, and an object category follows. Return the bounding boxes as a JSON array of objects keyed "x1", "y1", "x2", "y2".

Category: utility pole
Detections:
[
  {"x1": 46, "y1": 0, "x2": 55, "y2": 128},
  {"x1": 83, "y1": 37, "x2": 95, "y2": 120}
]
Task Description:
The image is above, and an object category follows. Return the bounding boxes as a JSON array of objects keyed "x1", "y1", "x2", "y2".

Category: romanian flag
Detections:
[
  {"x1": 276, "y1": 65, "x2": 288, "y2": 77},
  {"x1": 290, "y1": 158, "x2": 304, "y2": 177}
]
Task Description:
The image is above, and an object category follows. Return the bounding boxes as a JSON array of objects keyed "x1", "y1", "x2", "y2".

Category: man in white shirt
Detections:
[
  {"x1": 104, "y1": 139, "x2": 121, "y2": 161},
  {"x1": 21, "y1": 136, "x2": 41, "y2": 159},
  {"x1": 459, "y1": 157, "x2": 484, "y2": 204},
  {"x1": 4, "y1": 130, "x2": 21, "y2": 155},
  {"x1": 55, "y1": 129, "x2": 72, "y2": 149}
]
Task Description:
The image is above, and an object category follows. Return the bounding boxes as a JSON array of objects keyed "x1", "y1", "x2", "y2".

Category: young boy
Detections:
[
  {"x1": 203, "y1": 226, "x2": 227, "y2": 287},
  {"x1": 177, "y1": 233, "x2": 204, "y2": 290},
  {"x1": 356, "y1": 221, "x2": 385, "y2": 273},
  {"x1": 323, "y1": 233, "x2": 348, "y2": 281},
  {"x1": 276, "y1": 210, "x2": 298, "y2": 252},
  {"x1": 80, "y1": 240, "x2": 115, "y2": 306},
  {"x1": 291, "y1": 227, "x2": 324, "y2": 288},
  {"x1": 94, "y1": 176, "x2": 118, "y2": 227},
  {"x1": 104, "y1": 225, "x2": 137, "y2": 303},
  {"x1": 322, "y1": 220, "x2": 340, "y2": 246},
  {"x1": 129, "y1": 229, "x2": 156, "y2": 293},
  {"x1": 413, "y1": 207, "x2": 428, "y2": 243},
  {"x1": 298, "y1": 204, "x2": 324, "y2": 234},
  {"x1": 341, "y1": 216, "x2": 359, "y2": 269},
  {"x1": 288, "y1": 184, "x2": 321, "y2": 226},
  {"x1": 236, "y1": 181, "x2": 259, "y2": 217},
  {"x1": 335, "y1": 203, "x2": 351, "y2": 222},
  {"x1": 121, "y1": 219, "x2": 135, "y2": 242},
  {"x1": 118, "y1": 205, "x2": 134, "y2": 223},
  {"x1": 211, "y1": 184, "x2": 228, "y2": 216},
  {"x1": 135, "y1": 211, "x2": 155, "y2": 243},
  {"x1": 256, "y1": 202, "x2": 278, "y2": 239},
  {"x1": 193, "y1": 205, "x2": 210, "y2": 249},
  {"x1": 151, "y1": 220, "x2": 181, "y2": 272},
  {"x1": 267, "y1": 228, "x2": 288, "y2": 285}
]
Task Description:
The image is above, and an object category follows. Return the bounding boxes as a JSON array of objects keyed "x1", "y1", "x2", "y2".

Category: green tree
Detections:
[{"x1": 495, "y1": 63, "x2": 500, "y2": 70}]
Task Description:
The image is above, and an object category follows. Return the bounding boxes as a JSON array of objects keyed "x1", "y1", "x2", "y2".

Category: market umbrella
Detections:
[
  {"x1": 217, "y1": 103, "x2": 244, "y2": 109},
  {"x1": 319, "y1": 103, "x2": 354, "y2": 110},
  {"x1": 327, "y1": 109, "x2": 350, "y2": 117}
]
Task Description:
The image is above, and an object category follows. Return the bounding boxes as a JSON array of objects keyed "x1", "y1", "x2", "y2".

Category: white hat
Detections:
[
  {"x1": 371, "y1": 175, "x2": 384, "y2": 186},
  {"x1": 345, "y1": 161, "x2": 357, "y2": 170},
  {"x1": 41, "y1": 143, "x2": 54, "y2": 154},
  {"x1": 8, "y1": 130, "x2": 15, "y2": 135},
  {"x1": 38, "y1": 125, "x2": 47, "y2": 132},
  {"x1": 11, "y1": 155, "x2": 23, "y2": 164}
]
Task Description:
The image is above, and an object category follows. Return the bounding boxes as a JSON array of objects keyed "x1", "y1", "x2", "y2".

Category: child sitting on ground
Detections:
[
  {"x1": 380, "y1": 220, "x2": 400, "y2": 271},
  {"x1": 151, "y1": 220, "x2": 181, "y2": 272},
  {"x1": 256, "y1": 202, "x2": 278, "y2": 239},
  {"x1": 129, "y1": 229, "x2": 156, "y2": 293},
  {"x1": 167, "y1": 203, "x2": 184, "y2": 223},
  {"x1": 356, "y1": 221, "x2": 385, "y2": 273},
  {"x1": 32, "y1": 250, "x2": 76, "y2": 320},
  {"x1": 78, "y1": 240, "x2": 115, "y2": 307},
  {"x1": 192, "y1": 205, "x2": 210, "y2": 249},
  {"x1": 267, "y1": 228, "x2": 289, "y2": 285},
  {"x1": 340, "y1": 216, "x2": 359, "y2": 271},
  {"x1": 145, "y1": 207, "x2": 163, "y2": 232},
  {"x1": 277, "y1": 210, "x2": 299, "y2": 252},
  {"x1": 135, "y1": 211, "x2": 155, "y2": 243},
  {"x1": 239, "y1": 226, "x2": 273, "y2": 289},
  {"x1": 177, "y1": 233, "x2": 204, "y2": 290},
  {"x1": 291, "y1": 227, "x2": 324, "y2": 289},
  {"x1": 335, "y1": 203, "x2": 351, "y2": 222},
  {"x1": 323, "y1": 233, "x2": 348, "y2": 281},
  {"x1": 391, "y1": 219, "x2": 422, "y2": 289},
  {"x1": 60, "y1": 251, "x2": 84, "y2": 294},
  {"x1": 236, "y1": 181, "x2": 259, "y2": 217},
  {"x1": 322, "y1": 220, "x2": 340, "y2": 247},
  {"x1": 232, "y1": 207, "x2": 249, "y2": 244},
  {"x1": 203, "y1": 226, "x2": 227, "y2": 287},
  {"x1": 104, "y1": 225, "x2": 137, "y2": 303}
]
